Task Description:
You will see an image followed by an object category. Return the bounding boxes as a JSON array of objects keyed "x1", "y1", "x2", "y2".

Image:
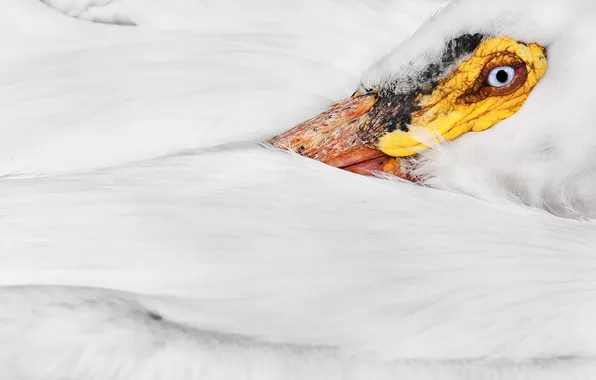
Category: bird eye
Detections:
[{"x1": 486, "y1": 66, "x2": 515, "y2": 88}]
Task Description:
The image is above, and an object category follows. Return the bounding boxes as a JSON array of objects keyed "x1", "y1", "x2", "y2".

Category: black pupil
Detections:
[{"x1": 496, "y1": 69, "x2": 510, "y2": 84}]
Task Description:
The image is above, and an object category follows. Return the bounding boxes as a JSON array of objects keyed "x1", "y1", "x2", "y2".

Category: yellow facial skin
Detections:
[{"x1": 378, "y1": 37, "x2": 548, "y2": 157}]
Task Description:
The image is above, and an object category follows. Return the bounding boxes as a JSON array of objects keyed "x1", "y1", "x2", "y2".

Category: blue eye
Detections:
[{"x1": 487, "y1": 66, "x2": 516, "y2": 87}]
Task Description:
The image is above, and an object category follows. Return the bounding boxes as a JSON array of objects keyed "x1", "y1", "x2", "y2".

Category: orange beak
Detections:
[{"x1": 268, "y1": 93, "x2": 414, "y2": 181}]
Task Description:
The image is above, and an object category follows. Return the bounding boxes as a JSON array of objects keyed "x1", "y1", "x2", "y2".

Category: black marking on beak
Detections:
[
  {"x1": 353, "y1": 33, "x2": 485, "y2": 145},
  {"x1": 357, "y1": 91, "x2": 422, "y2": 143}
]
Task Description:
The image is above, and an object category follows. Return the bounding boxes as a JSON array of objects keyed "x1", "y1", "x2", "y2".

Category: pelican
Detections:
[{"x1": 2, "y1": 0, "x2": 596, "y2": 379}]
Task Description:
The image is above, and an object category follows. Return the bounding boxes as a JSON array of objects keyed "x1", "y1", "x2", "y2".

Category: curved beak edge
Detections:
[{"x1": 268, "y1": 94, "x2": 415, "y2": 181}]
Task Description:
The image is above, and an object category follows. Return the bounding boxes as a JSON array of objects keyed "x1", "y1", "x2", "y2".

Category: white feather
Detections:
[{"x1": 2, "y1": 0, "x2": 596, "y2": 379}]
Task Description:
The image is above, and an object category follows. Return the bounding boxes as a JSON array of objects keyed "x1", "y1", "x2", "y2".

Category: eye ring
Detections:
[
  {"x1": 480, "y1": 58, "x2": 528, "y2": 97},
  {"x1": 459, "y1": 53, "x2": 529, "y2": 103},
  {"x1": 486, "y1": 66, "x2": 516, "y2": 88}
]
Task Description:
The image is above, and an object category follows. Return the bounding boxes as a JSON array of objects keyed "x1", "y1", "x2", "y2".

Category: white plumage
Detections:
[{"x1": 2, "y1": 0, "x2": 596, "y2": 379}]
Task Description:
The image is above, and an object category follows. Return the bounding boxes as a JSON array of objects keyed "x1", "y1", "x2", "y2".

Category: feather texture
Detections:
[{"x1": 2, "y1": 0, "x2": 596, "y2": 379}]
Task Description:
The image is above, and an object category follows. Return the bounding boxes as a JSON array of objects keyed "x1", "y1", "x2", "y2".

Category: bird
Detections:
[{"x1": 1, "y1": 0, "x2": 596, "y2": 379}]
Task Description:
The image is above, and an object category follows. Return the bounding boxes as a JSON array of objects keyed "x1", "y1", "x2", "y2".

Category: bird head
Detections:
[{"x1": 270, "y1": 0, "x2": 596, "y2": 218}]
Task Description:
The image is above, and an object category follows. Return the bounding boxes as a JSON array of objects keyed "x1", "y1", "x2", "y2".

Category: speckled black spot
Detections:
[
  {"x1": 359, "y1": 34, "x2": 485, "y2": 141},
  {"x1": 147, "y1": 311, "x2": 164, "y2": 321},
  {"x1": 358, "y1": 91, "x2": 421, "y2": 142},
  {"x1": 386, "y1": 33, "x2": 485, "y2": 95},
  {"x1": 442, "y1": 33, "x2": 485, "y2": 67}
]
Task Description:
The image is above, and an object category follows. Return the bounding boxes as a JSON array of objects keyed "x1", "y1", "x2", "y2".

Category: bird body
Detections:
[{"x1": 2, "y1": 0, "x2": 596, "y2": 379}]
